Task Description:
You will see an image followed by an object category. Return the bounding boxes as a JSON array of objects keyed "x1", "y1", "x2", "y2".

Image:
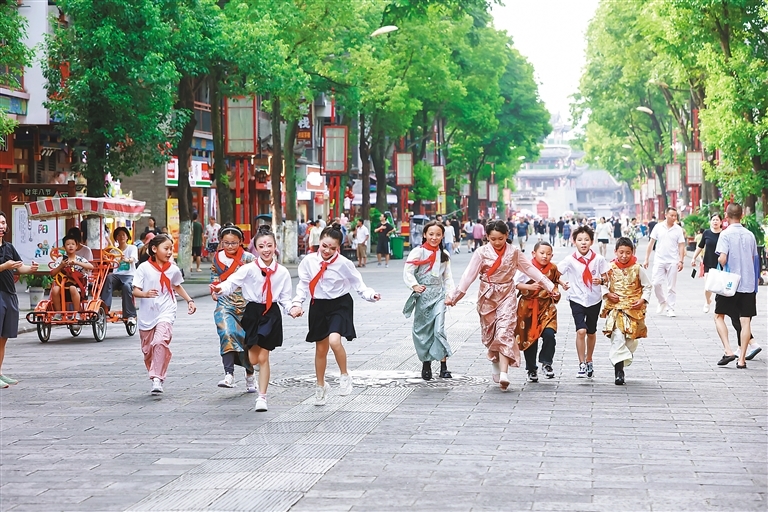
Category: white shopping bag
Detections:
[{"x1": 704, "y1": 266, "x2": 740, "y2": 297}]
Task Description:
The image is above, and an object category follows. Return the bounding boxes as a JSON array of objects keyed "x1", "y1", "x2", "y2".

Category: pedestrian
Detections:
[
  {"x1": 613, "y1": 217, "x2": 623, "y2": 239},
  {"x1": 50, "y1": 235, "x2": 95, "y2": 320},
  {"x1": 713, "y1": 203, "x2": 759, "y2": 369},
  {"x1": 643, "y1": 207, "x2": 685, "y2": 317},
  {"x1": 536, "y1": 218, "x2": 546, "y2": 241},
  {"x1": 556, "y1": 217, "x2": 565, "y2": 245},
  {"x1": 142, "y1": 216, "x2": 161, "y2": 237},
  {"x1": 446, "y1": 220, "x2": 556, "y2": 391},
  {"x1": 450, "y1": 217, "x2": 461, "y2": 254},
  {"x1": 0, "y1": 211, "x2": 40, "y2": 388},
  {"x1": 562, "y1": 220, "x2": 572, "y2": 247},
  {"x1": 647, "y1": 215, "x2": 657, "y2": 239},
  {"x1": 515, "y1": 241, "x2": 563, "y2": 382},
  {"x1": 557, "y1": 225, "x2": 610, "y2": 378},
  {"x1": 316, "y1": 215, "x2": 326, "y2": 230},
  {"x1": 506, "y1": 217, "x2": 516, "y2": 243},
  {"x1": 137, "y1": 232, "x2": 155, "y2": 265},
  {"x1": 601, "y1": 237, "x2": 651, "y2": 385},
  {"x1": 308, "y1": 220, "x2": 321, "y2": 252},
  {"x1": 375, "y1": 214, "x2": 395, "y2": 267},
  {"x1": 515, "y1": 217, "x2": 528, "y2": 252},
  {"x1": 442, "y1": 218, "x2": 455, "y2": 255},
  {"x1": 691, "y1": 213, "x2": 723, "y2": 313},
  {"x1": 290, "y1": 224, "x2": 381, "y2": 406},
  {"x1": 403, "y1": 220, "x2": 455, "y2": 381},
  {"x1": 208, "y1": 224, "x2": 257, "y2": 393},
  {"x1": 547, "y1": 218, "x2": 557, "y2": 245},
  {"x1": 132, "y1": 234, "x2": 196, "y2": 394},
  {"x1": 211, "y1": 226, "x2": 292, "y2": 411},
  {"x1": 298, "y1": 219, "x2": 307, "y2": 254},
  {"x1": 595, "y1": 217, "x2": 611, "y2": 257},
  {"x1": 471, "y1": 218, "x2": 485, "y2": 251},
  {"x1": 204, "y1": 216, "x2": 221, "y2": 261},
  {"x1": 353, "y1": 218, "x2": 369, "y2": 267},
  {"x1": 191, "y1": 212, "x2": 204, "y2": 272},
  {"x1": 462, "y1": 218, "x2": 473, "y2": 252},
  {"x1": 100, "y1": 227, "x2": 137, "y2": 327}
]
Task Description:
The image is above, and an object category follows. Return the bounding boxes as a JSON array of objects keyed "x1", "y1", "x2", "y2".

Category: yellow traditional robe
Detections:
[{"x1": 600, "y1": 262, "x2": 649, "y2": 339}]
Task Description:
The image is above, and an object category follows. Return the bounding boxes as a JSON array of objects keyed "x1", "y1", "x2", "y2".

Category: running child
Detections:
[
  {"x1": 557, "y1": 225, "x2": 610, "y2": 379},
  {"x1": 208, "y1": 224, "x2": 257, "y2": 392},
  {"x1": 50, "y1": 235, "x2": 95, "y2": 320},
  {"x1": 446, "y1": 220, "x2": 556, "y2": 391},
  {"x1": 290, "y1": 224, "x2": 381, "y2": 406},
  {"x1": 600, "y1": 237, "x2": 651, "y2": 385},
  {"x1": 211, "y1": 226, "x2": 292, "y2": 412},
  {"x1": 132, "y1": 234, "x2": 196, "y2": 394},
  {"x1": 403, "y1": 220, "x2": 455, "y2": 380},
  {"x1": 515, "y1": 241, "x2": 564, "y2": 382}
]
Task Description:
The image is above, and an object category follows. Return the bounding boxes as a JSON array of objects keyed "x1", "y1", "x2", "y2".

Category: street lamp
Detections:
[
  {"x1": 636, "y1": 106, "x2": 654, "y2": 115},
  {"x1": 371, "y1": 25, "x2": 398, "y2": 37}
]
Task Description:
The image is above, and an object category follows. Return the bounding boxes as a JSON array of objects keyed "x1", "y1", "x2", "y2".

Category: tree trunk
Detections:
[
  {"x1": 270, "y1": 96, "x2": 283, "y2": 229},
  {"x1": 359, "y1": 112, "x2": 371, "y2": 221},
  {"x1": 86, "y1": 141, "x2": 107, "y2": 198},
  {"x1": 371, "y1": 126, "x2": 387, "y2": 213},
  {"x1": 745, "y1": 194, "x2": 757, "y2": 216},
  {"x1": 282, "y1": 119, "x2": 298, "y2": 264},
  {"x1": 654, "y1": 165, "x2": 668, "y2": 212},
  {"x1": 761, "y1": 187, "x2": 768, "y2": 217},
  {"x1": 176, "y1": 75, "x2": 197, "y2": 274},
  {"x1": 467, "y1": 167, "x2": 479, "y2": 221},
  {"x1": 210, "y1": 71, "x2": 233, "y2": 224}
]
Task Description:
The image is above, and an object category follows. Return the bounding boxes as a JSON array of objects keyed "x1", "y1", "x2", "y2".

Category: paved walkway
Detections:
[{"x1": 1, "y1": 238, "x2": 765, "y2": 511}]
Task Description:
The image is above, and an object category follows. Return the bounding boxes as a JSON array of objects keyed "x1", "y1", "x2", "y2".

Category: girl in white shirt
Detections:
[
  {"x1": 100, "y1": 227, "x2": 138, "y2": 324},
  {"x1": 211, "y1": 226, "x2": 293, "y2": 412},
  {"x1": 132, "y1": 235, "x2": 196, "y2": 395},
  {"x1": 290, "y1": 224, "x2": 381, "y2": 406}
]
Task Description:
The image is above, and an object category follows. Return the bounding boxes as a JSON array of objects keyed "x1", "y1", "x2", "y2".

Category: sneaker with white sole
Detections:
[
  {"x1": 254, "y1": 396, "x2": 268, "y2": 412},
  {"x1": 543, "y1": 364, "x2": 555, "y2": 379},
  {"x1": 586, "y1": 361, "x2": 594, "y2": 378},
  {"x1": 656, "y1": 302, "x2": 666, "y2": 314},
  {"x1": 492, "y1": 361, "x2": 501, "y2": 383},
  {"x1": 315, "y1": 383, "x2": 329, "y2": 406},
  {"x1": 666, "y1": 308, "x2": 677, "y2": 317},
  {"x1": 746, "y1": 346, "x2": 762, "y2": 360},
  {"x1": 499, "y1": 372, "x2": 510, "y2": 391},
  {"x1": 338, "y1": 374, "x2": 353, "y2": 396},
  {"x1": 151, "y1": 377, "x2": 163, "y2": 394},
  {"x1": 218, "y1": 373, "x2": 235, "y2": 388},
  {"x1": 577, "y1": 362, "x2": 587, "y2": 378},
  {"x1": 245, "y1": 375, "x2": 258, "y2": 393},
  {"x1": 0, "y1": 375, "x2": 19, "y2": 385},
  {"x1": 527, "y1": 370, "x2": 538, "y2": 383}
]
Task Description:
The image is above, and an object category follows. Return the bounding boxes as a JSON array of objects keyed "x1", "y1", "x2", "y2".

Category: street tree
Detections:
[{"x1": 0, "y1": 2, "x2": 33, "y2": 136}]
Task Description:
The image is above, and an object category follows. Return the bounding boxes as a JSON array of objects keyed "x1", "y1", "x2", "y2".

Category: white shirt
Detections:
[
  {"x1": 557, "y1": 249, "x2": 610, "y2": 307},
  {"x1": 76, "y1": 245, "x2": 93, "y2": 261},
  {"x1": 595, "y1": 222, "x2": 612, "y2": 240},
  {"x1": 133, "y1": 262, "x2": 184, "y2": 330},
  {"x1": 216, "y1": 258, "x2": 293, "y2": 310},
  {"x1": 354, "y1": 225, "x2": 369, "y2": 244},
  {"x1": 293, "y1": 252, "x2": 377, "y2": 306},
  {"x1": 650, "y1": 222, "x2": 685, "y2": 265},
  {"x1": 443, "y1": 225, "x2": 456, "y2": 244},
  {"x1": 114, "y1": 244, "x2": 138, "y2": 275},
  {"x1": 403, "y1": 246, "x2": 455, "y2": 295},
  {"x1": 205, "y1": 223, "x2": 221, "y2": 244},
  {"x1": 715, "y1": 223, "x2": 758, "y2": 293},
  {"x1": 54, "y1": 254, "x2": 90, "y2": 275}
]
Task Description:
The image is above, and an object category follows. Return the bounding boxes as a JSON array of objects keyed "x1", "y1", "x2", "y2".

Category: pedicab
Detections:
[{"x1": 24, "y1": 197, "x2": 146, "y2": 343}]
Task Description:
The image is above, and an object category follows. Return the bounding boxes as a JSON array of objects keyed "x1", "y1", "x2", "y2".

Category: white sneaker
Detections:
[
  {"x1": 254, "y1": 396, "x2": 268, "y2": 412},
  {"x1": 314, "y1": 383, "x2": 329, "y2": 406},
  {"x1": 338, "y1": 374, "x2": 353, "y2": 396},
  {"x1": 218, "y1": 374, "x2": 235, "y2": 388},
  {"x1": 577, "y1": 362, "x2": 587, "y2": 378},
  {"x1": 656, "y1": 302, "x2": 666, "y2": 314},
  {"x1": 245, "y1": 375, "x2": 257, "y2": 393},
  {"x1": 151, "y1": 378, "x2": 163, "y2": 394},
  {"x1": 666, "y1": 308, "x2": 677, "y2": 317},
  {"x1": 492, "y1": 361, "x2": 501, "y2": 383},
  {"x1": 499, "y1": 372, "x2": 510, "y2": 392}
]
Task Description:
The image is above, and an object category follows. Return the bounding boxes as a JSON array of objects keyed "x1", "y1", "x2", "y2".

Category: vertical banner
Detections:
[
  {"x1": 477, "y1": 180, "x2": 488, "y2": 201},
  {"x1": 166, "y1": 198, "x2": 180, "y2": 257},
  {"x1": 686, "y1": 151, "x2": 703, "y2": 185},
  {"x1": 488, "y1": 183, "x2": 498, "y2": 202},
  {"x1": 665, "y1": 163, "x2": 680, "y2": 191},
  {"x1": 395, "y1": 153, "x2": 413, "y2": 186},
  {"x1": 296, "y1": 100, "x2": 313, "y2": 147}
]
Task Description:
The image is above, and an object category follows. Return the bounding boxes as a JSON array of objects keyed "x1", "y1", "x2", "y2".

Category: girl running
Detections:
[
  {"x1": 447, "y1": 221, "x2": 556, "y2": 391},
  {"x1": 290, "y1": 224, "x2": 380, "y2": 406},
  {"x1": 132, "y1": 234, "x2": 196, "y2": 395},
  {"x1": 208, "y1": 224, "x2": 257, "y2": 392},
  {"x1": 211, "y1": 226, "x2": 292, "y2": 412},
  {"x1": 403, "y1": 220, "x2": 455, "y2": 380}
]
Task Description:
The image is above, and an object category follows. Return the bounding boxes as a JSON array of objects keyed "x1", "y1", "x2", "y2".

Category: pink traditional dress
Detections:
[{"x1": 453, "y1": 242, "x2": 555, "y2": 367}]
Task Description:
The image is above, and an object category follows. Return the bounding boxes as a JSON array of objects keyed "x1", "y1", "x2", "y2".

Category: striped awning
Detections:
[{"x1": 26, "y1": 197, "x2": 146, "y2": 220}]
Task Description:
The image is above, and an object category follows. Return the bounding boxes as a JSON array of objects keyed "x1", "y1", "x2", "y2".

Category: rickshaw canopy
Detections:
[{"x1": 26, "y1": 197, "x2": 146, "y2": 221}]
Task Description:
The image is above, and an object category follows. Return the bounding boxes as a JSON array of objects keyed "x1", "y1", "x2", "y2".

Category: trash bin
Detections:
[{"x1": 390, "y1": 236, "x2": 405, "y2": 260}]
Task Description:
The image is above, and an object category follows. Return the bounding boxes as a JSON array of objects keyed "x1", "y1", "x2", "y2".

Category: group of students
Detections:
[{"x1": 404, "y1": 219, "x2": 651, "y2": 387}]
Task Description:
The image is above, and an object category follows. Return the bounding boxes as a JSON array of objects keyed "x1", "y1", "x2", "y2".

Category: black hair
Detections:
[
  {"x1": 709, "y1": 212, "x2": 722, "y2": 221},
  {"x1": 665, "y1": 207, "x2": 677, "y2": 214},
  {"x1": 140, "y1": 231, "x2": 153, "y2": 242},
  {"x1": 0, "y1": 210, "x2": 5, "y2": 220},
  {"x1": 320, "y1": 223, "x2": 343, "y2": 245},
  {"x1": 421, "y1": 220, "x2": 449, "y2": 262},
  {"x1": 485, "y1": 219, "x2": 509, "y2": 237},
  {"x1": 572, "y1": 225, "x2": 594, "y2": 241},
  {"x1": 533, "y1": 241, "x2": 552, "y2": 252},
  {"x1": 192, "y1": 212, "x2": 199, "y2": 221},
  {"x1": 62, "y1": 234, "x2": 79, "y2": 245},
  {"x1": 253, "y1": 224, "x2": 276, "y2": 244},
  {"x1": 147, "y1": 234, "x2": 173, "y2": 261},
  {"x1": 113, "y1": 226, "x2": 131, "y2": 241},
  {"x1": 218, "y1": 223, "x2": 244, "y2": 241},
  {"x1": 67, "y1": 227, "x2": 83, "y2": 243},
  {"x1": 615, "y1": 236, "x2": 635, "y2": 252},
  {"x1": 148, "y1": 216, "x2": 157, "y2": 225}
]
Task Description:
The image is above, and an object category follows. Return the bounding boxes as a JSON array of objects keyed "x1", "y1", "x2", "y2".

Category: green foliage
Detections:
[
  {"x1": 411, "y1": 161, "x2": 439, "y2": 202},
  {"x1": 742, "y1": 213, "x2": 766, "y2": 247},
  {"x1": 19, "y1": 273, "x2": 54, "y2": 290},
  {"x1": 681, "y1": 208, "x2": 710, "y2": 237},
  {"x1": 0, "y1": 3, "x2": 34, "y2": 135}
]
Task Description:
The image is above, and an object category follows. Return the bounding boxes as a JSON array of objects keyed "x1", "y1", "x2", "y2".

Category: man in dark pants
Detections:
[{"x1": 192, "y1": 212, "x2": 203, "y2": 272}]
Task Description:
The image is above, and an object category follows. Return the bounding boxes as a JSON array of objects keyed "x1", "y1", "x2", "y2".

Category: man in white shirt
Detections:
[
  {"x1": 353, "y1": 219, "x2": 369, "y2": 267},
  {"x1": 643, "y1": 207, "x2": 686, "y2": 317},
  {"x1": 204, "y1": 216, "x2": 221, "y2": 260}
]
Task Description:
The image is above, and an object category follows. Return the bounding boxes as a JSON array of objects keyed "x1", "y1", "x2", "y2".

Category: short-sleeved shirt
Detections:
[
  {"x1": 472, "y1": 223, "x2": 485, "y2": 239},
  {"x1": 698, "y1": 229, "x2": 721, "y2": 271},
  {"x1": 76, "y1": 245, "x2": 93, "y2": 261},
  {"x1": 516, "y1": 222, "x2": 528, "y2": 237},
  {"x1": 192, "y1": 221, "x2": 204, "y2": 248},
  {"x1": 54, "y1": 255, "x2": 90, "y2": 275},
  {"x1": 115, "y1": 245, "x2": 139, "y2": 276},
  {"x1": 715, "y1": 223, "x2": 758, "y2": 293},
  {"x1": 354, "y1": 225, "x2": 369, "y2": 244},
  {"x1": 205, "y1": 223, "x2": 220, "y2": 244},
  {"x1": 133, "y1": 262, "x2": 184, "y2": 330},
  {"x1": 649, "y1": 222, "x2": 685, "y2": 265},
  {"x1": 0, "y1": 242, "x2": 21, "y2": 295}
]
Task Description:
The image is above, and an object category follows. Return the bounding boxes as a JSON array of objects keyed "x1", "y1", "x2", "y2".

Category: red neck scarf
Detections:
[
  {"x1": 485, "y1": 244, "x2": 507, "y2": 277},
  {"x1": 309, "y1": 252, "x2": 339, "y2": 300},
  {"x1": 410, "y1": 244, "x2": 440, "y2": 270},
  {"x1": 257, "y1": 259, "x2": 275, "y2": 313},
  {"x1": 613, "y1": 255, "x2": 637, "y2": 270},
  {"x1": 216, "y1": 247, "x2": 245, "y2": 282},
  {"x1": 149, "y1": 260, "x2": 174, "y2": 296},
  {"x1": 532, "y1": 257, "x2": 552, "y2": 276},
  {"x1": 573, "y1": 250, "x2": 595, "y2": 288}
]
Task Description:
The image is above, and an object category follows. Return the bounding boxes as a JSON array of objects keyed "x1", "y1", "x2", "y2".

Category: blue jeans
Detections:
[{"x1": 101, "y1": 273, "x2": 136, "y2": 319}]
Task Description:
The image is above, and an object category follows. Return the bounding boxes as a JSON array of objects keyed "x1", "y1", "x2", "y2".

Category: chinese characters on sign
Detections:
[
  {"x1": 297, "y1": 101, "x2": 313, "y2": 147},
  {"x1": 23, "y1": 188, "x2": 69, "y2": 198}
]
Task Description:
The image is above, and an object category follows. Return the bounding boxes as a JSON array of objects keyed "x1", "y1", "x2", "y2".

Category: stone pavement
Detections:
[{"x1": 1, "y1": 237, "x2": 765, "y2": 511}]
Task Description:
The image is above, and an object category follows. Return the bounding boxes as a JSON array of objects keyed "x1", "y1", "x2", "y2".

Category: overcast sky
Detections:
[{"x1": 491, "y1": 0, "x2": 600, "y2": 124}]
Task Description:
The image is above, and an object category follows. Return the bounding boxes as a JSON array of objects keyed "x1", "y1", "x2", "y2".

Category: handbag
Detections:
[{"x1": 704, "y1": 264, "x2": 740, "y2": 297}]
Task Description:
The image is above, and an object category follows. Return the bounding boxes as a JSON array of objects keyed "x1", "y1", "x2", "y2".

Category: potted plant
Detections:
[
  {"x1": 682, "y1": 209, "x2": 709, "y2": 251},
  {"x1": 19, "y1": 273, "x2": 54, "y2": 309}
]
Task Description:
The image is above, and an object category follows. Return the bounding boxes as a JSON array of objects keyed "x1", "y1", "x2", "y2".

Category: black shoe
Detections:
[
  {"x1": 736, "y1": 363, "x2": 747, "y2": 369},
  {"x1": 527, "y1": 370, "x2": 538, "y2": 383},
  {"x1": 421, "y1": 361, "x2": 432, "y2": 381},
  {"x1": 439, "y1": 369, "x2": 452, "y2": 378},
  {"x1": 717, "y1": 354, "x2": 737, "y2": 366},
  {"x1": 615, "y1": 370, "x2": 625, "y2": 385}
]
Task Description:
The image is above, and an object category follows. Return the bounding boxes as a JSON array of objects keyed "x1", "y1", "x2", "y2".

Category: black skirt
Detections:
[
  {"x1": 241, "y1": 302, "x2": 283, "y2": 351},
  {"x1": 306, "y1": 293, "x2": 356, "y2": 342}
]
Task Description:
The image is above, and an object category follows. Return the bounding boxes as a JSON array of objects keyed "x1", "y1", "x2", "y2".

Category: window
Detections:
[
  {"x1": 194, "y1": 81, "x2": 212, "y2": 134},
  {"x1": 0, "y1": 65, "x2": 23, "y2": 91}
]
